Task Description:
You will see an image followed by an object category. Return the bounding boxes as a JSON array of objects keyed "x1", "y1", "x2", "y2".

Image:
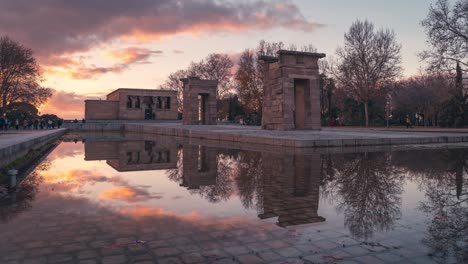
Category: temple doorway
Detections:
[
  {"x1": 198, "y1": 94, "x2": 208, "y2": 125},
  {"x1": 294, "y1": 79, "x2": 310, "y2": 130}
]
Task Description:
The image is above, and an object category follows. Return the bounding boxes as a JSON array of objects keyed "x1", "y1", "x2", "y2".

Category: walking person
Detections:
[
  {"x1": 405, "y1": 115, "x2": 412, "y2": 129},
  {"x1": 15, "y1": 119, "x2": 19, "y2": 130},
  {"x1": 4, "y1": 118, "x2": 9, "y2": 130},
  {"x1": 0, "y1": 116, "x2": 4, "y2": 131}
]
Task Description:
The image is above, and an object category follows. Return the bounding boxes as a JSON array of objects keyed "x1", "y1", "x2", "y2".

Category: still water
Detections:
[{"x1": 0, "y1": 133, "x2": 467, "y2": 264}]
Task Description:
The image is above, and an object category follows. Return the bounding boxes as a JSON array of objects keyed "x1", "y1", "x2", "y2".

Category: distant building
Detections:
[{"x1": 85, "y1": 88, "x2": 178, "y2": 120}]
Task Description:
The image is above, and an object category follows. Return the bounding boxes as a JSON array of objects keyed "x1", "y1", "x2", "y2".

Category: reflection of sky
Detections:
[
  {"x1": 40, "y1": 142, "x2": 256, "y2": 219},
  {"x1": 0, "y1": 140, "x2": 464, "y2": 263},
  {"x1": 39, "y1": 142, "x2": 435, "y2": 234}
]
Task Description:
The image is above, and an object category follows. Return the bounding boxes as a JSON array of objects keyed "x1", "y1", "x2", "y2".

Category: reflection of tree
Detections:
[
  {"x1": 166, "y1": 146, "x2": 184, "y2": 183},
  {"x1": 319, "y1": 154, "x2": 338, "y2": 199},
  {"x1": 191, "y1": 153, "x2": 236, "y2": 203},
  {"x1": 331, "y1": 152, "x2": 404, "y2": 240},
  {"x1": 0, "y1": 171, "x2": 43, "y2": 222},
  {"x1": 418, "y1": 150, "x2": 468, "y2": 263},
  {"x1": 235, "y1": 151, "x2": 264, "y2": 209}
]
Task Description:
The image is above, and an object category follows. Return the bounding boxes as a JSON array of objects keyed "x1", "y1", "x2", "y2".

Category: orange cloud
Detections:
[
  {"x1": 44, "y1": 47, "x2": 161, "y2": 80},
  {"x1": 120, "y1": 206, "x2": 199, "y2": 220},
  {"x1": 39, "y1": 169, "x2": 104, "y2": 193},
  {"x1": 105, "y1": 47, "x2": 163, "y2": 63},
  {"x1": 100, "y1": 187, "x2": 138, "y2": 200},
  {"x1": 39, "y1": 168, "x2": 157, "y2": 202}
]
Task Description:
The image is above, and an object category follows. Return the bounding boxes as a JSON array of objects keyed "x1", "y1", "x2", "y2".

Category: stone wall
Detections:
[
  {"x1": 261, "y1": 50, "x2": 325, "y2": 130},
  {"x1": 85, "y1": 89, "x2": 178, "y2": 121},
  {"x1": 85, "y1": 100, "x2": 119, "y2": 120},
  {"x1": 110, "y1": 89, "x2": 178, "y2": 120},
  {"x1": 181, "y1": 77, "x2": 218, "y2": 125}
]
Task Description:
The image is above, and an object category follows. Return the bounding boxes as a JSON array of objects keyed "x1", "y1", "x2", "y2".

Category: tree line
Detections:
[{"x1": 161, "y1": 0, "x2": 467, "y2": 127}]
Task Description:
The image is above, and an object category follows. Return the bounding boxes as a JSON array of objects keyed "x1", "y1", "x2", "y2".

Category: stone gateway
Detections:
[
  {"x1": 181, "y1": 77, "x2": 218, "y2": 125},
  {"x1": 260, "y1": 50, "x2": 325, "y2": 130}
]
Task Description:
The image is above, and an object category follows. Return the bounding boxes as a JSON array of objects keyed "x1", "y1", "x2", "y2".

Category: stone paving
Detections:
[
  {"x1": 0, "y1": 129, "x2": 66, "y2": 149},
  {"x1": 124, "y1": 123, "x2": 468, "y2": 148},
  {"x1": 0, "y1": 192, "x2": 440, "y2": 264}
]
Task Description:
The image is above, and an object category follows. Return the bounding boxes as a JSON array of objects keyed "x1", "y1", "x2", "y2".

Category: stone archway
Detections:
[
  {"x1": 260, "y1": 50, "x2": 325, "y2": 130},
  {"x1": 181, "y1": 77, "x2": 218, "y2": 125}
]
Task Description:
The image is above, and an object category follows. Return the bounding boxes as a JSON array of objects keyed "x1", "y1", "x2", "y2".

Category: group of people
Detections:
[{"x1": 0, "y1": 117, "x2": 63, "y2": 131}]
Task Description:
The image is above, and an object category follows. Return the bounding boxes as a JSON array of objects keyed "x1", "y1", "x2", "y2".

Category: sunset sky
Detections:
[{"x1": 0, "y1": 0, "x2": 435, "y2": 119}]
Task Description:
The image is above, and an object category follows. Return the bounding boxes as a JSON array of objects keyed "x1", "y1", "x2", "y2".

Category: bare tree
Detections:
[
  {"x1": 160, "y1": 69, "x2": 187, "y2": 113},
  {"x1": 187, "y1": 53, "x2": 234, "y2": 98},
  {"x1": 234, "y1": 49, "x2": 263, "y2": 114},
  {"x1": 392, "y1": 74, "x2": 453, "y2": 126},
  {"x1": 334, "y1": 20, "x2": 402, "y2": 127},
  {"x1": 421, "y1": 0, "x2": 468, "y2": 73},
  {"x1": 0, "y1": 36, "x2": 51, "y2": 115},
  {"x1": 160, "y1": 53, "x2": 234, "y2": 114},
  {"x1": 234, "y1": 40, "x2": 286, "y2": 115}
]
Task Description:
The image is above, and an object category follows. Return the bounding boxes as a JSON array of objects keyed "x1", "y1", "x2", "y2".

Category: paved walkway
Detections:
[
  {"x1": 125, "y1": 123, "x2": 468, "y2": 148},
  {"x1": 0, "y1": 129, "x2": 66, "y2": 149},
  {"x1": 0, "y1": 129, "x2": 66, "y2": 168}
]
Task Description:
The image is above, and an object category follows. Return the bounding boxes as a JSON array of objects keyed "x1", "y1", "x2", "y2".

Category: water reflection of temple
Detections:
[
  {"x1": 259, "y1": 153, "x2": 325, "y2": 227},
  {"x1": 176, "y1": 145, "x2": 325, "y2": 227},
  {"x1": 180, "y1": 145, "x2": 217, "y2": 190},
  {"x1": 85, "y1": 140, "x2": 177, "y2": 172}
]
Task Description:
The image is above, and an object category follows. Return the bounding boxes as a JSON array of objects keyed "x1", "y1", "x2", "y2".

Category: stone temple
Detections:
[
  {"x1": 85, "y1": 88, "x2": 178, "y2": 121},
  {"x1": 260, "y1": 50, "x2": 325, "y2": 131}
]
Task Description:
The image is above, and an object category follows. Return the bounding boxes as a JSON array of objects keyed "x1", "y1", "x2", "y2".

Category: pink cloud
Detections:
[{"x1": 0, "y1": 0, "x2": 323, "y2": 64}]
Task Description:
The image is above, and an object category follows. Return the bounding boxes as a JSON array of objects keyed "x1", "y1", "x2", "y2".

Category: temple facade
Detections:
[{"x1": 85, "y1": 88, "x2": 178, "y2": 121}]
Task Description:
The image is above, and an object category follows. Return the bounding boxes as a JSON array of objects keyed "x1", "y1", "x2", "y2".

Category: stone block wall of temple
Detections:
[
  {"x1": 181, "y1": 77, "x2": 218, "y2": 125},
  {"x1": 84, "y1": 100, "x2": 119, "y2": 120},
  {"x1": 85, "y1": 88, "x2": 178, "y2": 121},
  {"x1": 261, "y1": 50, "x2": 325, "y2": 130}
]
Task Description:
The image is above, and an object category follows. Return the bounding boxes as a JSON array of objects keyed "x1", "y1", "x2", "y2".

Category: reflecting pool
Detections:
[{"x1": 0, "y1": 133, "x2": 467, "y2": 264}]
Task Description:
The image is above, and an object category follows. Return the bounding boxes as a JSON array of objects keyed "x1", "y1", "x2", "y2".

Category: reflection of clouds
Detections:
[
  {"x1": 99, "y1": 186, "x2": 162, "y2": 203},
  {"x1": 39, "y1": 169, "x2": 160, "y2": 203},
  {"x1": 100, "y1": 187, "x2": 140, "y2": 201},
  {"x1": 119, "y1": 206, "x2": 199, "y2": 221},
  {"x1": 48, "y1": 142, "x2": 83, "y2": 160}
]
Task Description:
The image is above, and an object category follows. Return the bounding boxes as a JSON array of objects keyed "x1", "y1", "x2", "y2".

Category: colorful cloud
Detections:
[{"x1": 0, "y1": 0, "x2": 322, "y2": 62}]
